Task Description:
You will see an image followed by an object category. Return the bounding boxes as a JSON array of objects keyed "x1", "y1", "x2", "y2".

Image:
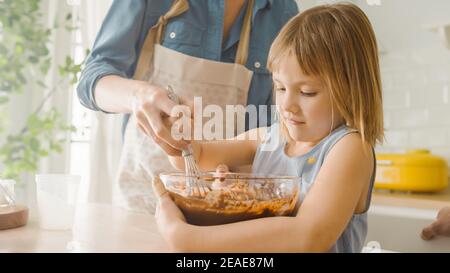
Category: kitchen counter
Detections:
[
  {"x1": 0, "y1": 203, "x2": 169, "y2": 253},
  {"x1": 2, "y1": 190, "x2": 449, "y2": 253},
  {"x1": 372, "y1": 187, "x2": 450, "y2": 210}
]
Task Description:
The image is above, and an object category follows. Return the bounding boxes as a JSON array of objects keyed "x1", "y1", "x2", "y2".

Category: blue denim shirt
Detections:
[{"x1": 77, "y1": 0, "x2": 299, "y2": 130}]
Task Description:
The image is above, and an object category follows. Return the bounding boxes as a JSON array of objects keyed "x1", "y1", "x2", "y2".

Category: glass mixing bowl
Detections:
[{"x1": 160, "y1": 172, "x2": 301, "y2": 226}]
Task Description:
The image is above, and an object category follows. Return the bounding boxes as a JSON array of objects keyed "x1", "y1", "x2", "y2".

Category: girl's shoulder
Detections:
[
  {"x1": 331, "y1": 129, "x2": 373, "y2": 154},
  {"x1": 325, "y1": 129, "x2": 374, "y2": 172}
]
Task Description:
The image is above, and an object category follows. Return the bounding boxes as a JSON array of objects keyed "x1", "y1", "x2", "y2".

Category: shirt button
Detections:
[
  {"x1": 254, "y1": 61, "x2": 261, "y2": 69},
  {"x1": 169, "y1": 32, "x2": 176, "y2": 39}
]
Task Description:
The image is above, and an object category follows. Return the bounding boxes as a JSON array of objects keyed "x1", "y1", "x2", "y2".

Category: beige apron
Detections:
[{"x1": 114, "y1": 0, "x2": 255, "y2": 213}]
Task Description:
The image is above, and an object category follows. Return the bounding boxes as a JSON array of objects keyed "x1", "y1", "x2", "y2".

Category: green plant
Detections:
[{"x1": 0, "y1": 0, "x2": 87, "y2": 181}]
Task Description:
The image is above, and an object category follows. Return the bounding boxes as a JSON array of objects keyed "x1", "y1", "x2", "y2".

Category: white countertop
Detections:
[
  {"x1": 0, "y1": 203, "x2": 169, "y2": 253},
  {"x1": 3, "y1": 201, "x2": 450, "y2": 253}
]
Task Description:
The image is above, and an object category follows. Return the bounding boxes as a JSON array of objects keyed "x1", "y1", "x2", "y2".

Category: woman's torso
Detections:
[{"x1": 123, "y1": 0, "x2": 299, "y2": 129}]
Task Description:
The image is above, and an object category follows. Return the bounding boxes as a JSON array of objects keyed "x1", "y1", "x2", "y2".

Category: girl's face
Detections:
[{"x1": 273, "y1": 52, "x2": 344, "y2": 144}]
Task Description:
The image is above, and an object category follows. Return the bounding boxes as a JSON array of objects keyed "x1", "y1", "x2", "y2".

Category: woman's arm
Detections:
[
  {"x1": 77, "y1": 0, "x2": 150, "y2": 113},
  {"x1": 77, "y1": 1, "x2": 188, "y2": 152},
  {"x1": 162, "y1": 133, "x2": 374, "y2": 252},
  {"x1": 169, "y1": 127, "x2": 267, "y2": 172}
]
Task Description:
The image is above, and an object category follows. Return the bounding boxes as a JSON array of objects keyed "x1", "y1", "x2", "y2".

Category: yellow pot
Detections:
[{"x1": 375, "y1": 149, "x2": 449, "y2": 192}]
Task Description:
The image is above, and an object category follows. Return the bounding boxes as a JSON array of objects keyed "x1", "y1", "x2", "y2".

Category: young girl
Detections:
[{"x1": 153, "y1": 3, "x2": 383, "y2": 253}]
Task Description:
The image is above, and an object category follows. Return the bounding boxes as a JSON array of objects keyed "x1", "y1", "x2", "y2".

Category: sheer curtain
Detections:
[
  {"x1": 18, "y1": 0, "x2": 74, "y2": 210},
  {"x1": 77, "y1": 0, "x2": 123, "y2": 204}
]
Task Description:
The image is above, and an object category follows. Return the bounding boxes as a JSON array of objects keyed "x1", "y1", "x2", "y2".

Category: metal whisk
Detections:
[{"x1": 165, "y1": 85, "x2": 210, "y2": 197}]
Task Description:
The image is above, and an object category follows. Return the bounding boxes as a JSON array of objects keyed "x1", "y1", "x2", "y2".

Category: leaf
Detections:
[
  {"x1": 27, "y1": 114, "x2": 41, "y2": 131},
  {"x1": 0, "y1": 0, "x2": 80, "y2": 181},
  {"x1": 29, "y1": 55, "x2": 39, "y2": 63},
  {"x1": 65, "y1": 25, "x2": 78, "y2": 32},
  {"x1": 36, "y1": 80, "x2": 47, "y2": 88},
  {"x1": 15, "y1": 44, "x2": 24, "y2": 55},
  {"x1": 30, "y1": 138, "x2": 40, "y2": 152},
  {"x1": 32, "y1": 46, "x2": 49, "y2": 57},
  {"x1": 40, "y1": 58, "x2": 51, "y2": 74},
  {"x1": 59, "y1": 66, "x2": 66, "y2": 76},
  {"x1": 0, "y1": 97, "x2": 9, "y2": 104},
  {"x1": 51, "y1": 143, "x2": 62, "y2": 153},
  {"x1": 0, "y1": 44, "x2": 7, "y2": 54},
  {"x1": 72, "y1": 64, "x2": 82, "y2": 73},
  {"x1": 65, "y1": 56, "x2": 73, "y2": 66},
  {"x1": 17, "y1": 72, "x2": 27, "y2": 84}
]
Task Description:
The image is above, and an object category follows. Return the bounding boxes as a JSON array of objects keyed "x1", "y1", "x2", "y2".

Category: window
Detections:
[{"x1": 67, "y1": 0, "x2": 91, "y2": 194}]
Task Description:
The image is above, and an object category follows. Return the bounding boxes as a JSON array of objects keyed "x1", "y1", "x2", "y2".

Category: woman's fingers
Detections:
[
  {"x1": 421, "y1": 207, "x2": 450, "y2": 240},
  {"x1": 421, "y1": 222, "x2": 438, "y2": 240},
  {"x1": 136, "y1": 113, "x2": 182, "y2": 156},
  {"x1": 149, "y1": 86, "x2": 180, "y2": 117},
  {"x1": 146, "y1": 108, "x2": 189, "y2": 150},
  {"x1": 178, "y1": 95, "x2": 195, "y2": 115},
  {"x1": 134, "y1": 85, "x2": 192, "y2": 151}
]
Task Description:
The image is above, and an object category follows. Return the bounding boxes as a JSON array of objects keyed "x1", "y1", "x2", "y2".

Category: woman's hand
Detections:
[
  {"x1": 421, "y1": 207, "x2": 450, "y2": 240},
  {"x1": 133, "y1": 84, "x2": 192, "y2": 156}
]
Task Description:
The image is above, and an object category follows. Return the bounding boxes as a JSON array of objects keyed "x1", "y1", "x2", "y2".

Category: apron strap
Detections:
[
  {"x1": 134, "y1": 0, "x2": 189, "y2": 81},
  {"x1": 235, "y1": 0, "x2": 254, "y2": 66},
  {"x1": 134, "y1": 0, "x2": 254, "y2": 81}
]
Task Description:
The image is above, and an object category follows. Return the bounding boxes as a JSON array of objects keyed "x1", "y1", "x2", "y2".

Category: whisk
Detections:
[{"x1": 165, "y1": 85, "x2": 210, "y2": 197}]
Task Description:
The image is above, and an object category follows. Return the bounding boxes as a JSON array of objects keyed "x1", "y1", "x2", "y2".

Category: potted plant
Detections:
[{"x1": 0, "y1": 0, "x2": 87, "y2": 202}]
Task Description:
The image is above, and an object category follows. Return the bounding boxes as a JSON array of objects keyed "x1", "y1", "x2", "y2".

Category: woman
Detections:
[{"x1": 77, "y1": 0, "x2": 298, "y2": 213}]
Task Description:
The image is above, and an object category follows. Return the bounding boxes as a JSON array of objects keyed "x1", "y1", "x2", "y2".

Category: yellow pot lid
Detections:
[{"x1": 377, "y1": 149, "x2": 448, "y2": 167}]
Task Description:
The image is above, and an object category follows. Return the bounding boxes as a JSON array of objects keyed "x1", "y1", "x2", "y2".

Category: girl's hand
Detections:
[
  {"x1": 153, "y1": 176, "x2": 187, "y2": 250},
  {"x1": 152, "y1": 165, "x2": 230, "y2": 250},
  {"x1": 211, "y1": 164, "x2": 230, "y2": 190}
]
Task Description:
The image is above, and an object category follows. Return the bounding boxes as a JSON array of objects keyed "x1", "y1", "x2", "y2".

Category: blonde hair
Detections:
[{"x1": 267, "y1": 3, "x2": 384, "y2": 146}]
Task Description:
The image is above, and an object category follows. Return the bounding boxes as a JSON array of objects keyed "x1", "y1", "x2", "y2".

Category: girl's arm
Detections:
[
  {"x1": 168, "y1": 127, "x2": 267, "y2": 172},
  {"x1": 165, "y1": 133, "x2": 374, "y2": 252}
]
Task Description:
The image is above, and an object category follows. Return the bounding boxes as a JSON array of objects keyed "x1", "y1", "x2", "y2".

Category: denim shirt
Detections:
[{"x1": 77, "y1": 0, "x2": 299, "y2": 130}]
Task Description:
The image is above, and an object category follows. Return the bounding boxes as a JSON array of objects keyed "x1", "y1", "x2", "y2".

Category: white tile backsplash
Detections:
[
  {"x1": 409, "y1": 129, "x2": 449, "y2": 148},
  {"x1": 383, "y1": 89, "x2": 410, "y2": 109},
  {"x1": 427, "y1": 107, "x2": 450, "y2": 126},
  {"x1": 431, "y1": 147, "x2": 450, "y2": 165},
  {"x1": 296, "y1": 0, "x2": 450, "y2": 166},
  {"x1": 379, "y1": 49, "x2": 450, "y2": 166},
  {"x1": 388, "y1": 108, "x2": 429, "y2": 129},
  {"x1": 383, "y1": 130, "x2": 409, "y2": 147},
  {"x1": 408, "y1": 83, "x2": 449, "y2": 107}
]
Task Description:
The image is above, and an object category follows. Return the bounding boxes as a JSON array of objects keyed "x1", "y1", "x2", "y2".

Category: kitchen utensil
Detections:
[
  {"x1": 160, "y1": 172, "x2": 300, "y2": 225},
  {"x1": 165, "y1": 85, "x2": 210, "y2": 197}
]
